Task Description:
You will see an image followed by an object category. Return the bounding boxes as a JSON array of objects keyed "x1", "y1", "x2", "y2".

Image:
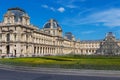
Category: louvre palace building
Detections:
[{"x1": 0, "y1": 7, "x2": 120, "y2": 57}]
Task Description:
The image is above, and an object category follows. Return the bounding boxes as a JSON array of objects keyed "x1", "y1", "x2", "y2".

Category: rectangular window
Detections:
[
  {"x1": 14, "y1": 34, "x2": 16, "y2": 41},
  {"x1": 7, "y1": 34, "x2": 10, "y2": 41},
  {"x1": 15, "y1": 27, "x2": 16, "y2": 30}
]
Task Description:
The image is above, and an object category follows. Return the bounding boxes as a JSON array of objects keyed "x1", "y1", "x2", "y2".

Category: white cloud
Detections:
[
  {"x1": 66, "y1": 5, "x2": 78, "y2": 8},
  {"x1": 81, "y1": 31, "x2": 95, "y2": 34},
  {"x1": 56, "y1": 0, "x2": 85, "y2": 9},
  {"x1": 41, "y1": 5, "x2": 65, "y2": 13},
  {"x1": 50, "y1": 7, "x2": 55, "y2": 11},
  {"x1": 41, "y1": 4, "x2": 55, "y2": 11},
  {"x1": 78, "y1": 8, "x2": 93, "y2": 15},
  {"x1": 41, "y1": 5, "x2": 48, "y2": 8},
  {"x1": 83, "y1": 8, "x2": 120, "y2": 27},
  {"x1": 57, "y1": 7, "x2": 65, "y2": 13},
  {"x1": 62, "y1": 8, "x2": 120, "y2": 28}
]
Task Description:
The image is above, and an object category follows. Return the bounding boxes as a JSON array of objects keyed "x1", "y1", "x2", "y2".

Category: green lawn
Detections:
[{"x1": 0, "y1": 55, "x2": 120, "y2": 70}]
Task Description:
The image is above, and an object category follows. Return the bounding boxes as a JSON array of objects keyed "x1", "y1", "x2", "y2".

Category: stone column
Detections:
[
  {"x1": 41, "y1": 47, "x2": 43, "y2": 55},
  {"x1": 49, "y1": 48, "x2": 50, "y2": 55},
  {"x1": 37, "y1": 47, "x2": 39, "y2": 56},
  {"x1": 45, "y1": 47, "x2": 47, "y2": 55},
  {"x1": 2, "y1": 33, "x2": 6, "y2": 41},
  {"x1": 35, "y1": 46, "x2": 37, "y2": 56},
  {"x1": 2, "y1": 45, "x2": 6, "y2": 55},
  {"x1": 39, "y1": 46, "x2": 41, "y2": 56},
  {"x1": 43, "y1": 47, "x2": 44, "y2": 55},
  {"x1": 47, "y1": 48, "x2": 49, "y2": 55},
  {"x1": 51, "y1": 48, "x2": 53, "y2": 55},
  {"x1": 10, "y1": 33, "x2": 14, "y2": 41},
  {"x1": 9, "y1": 45, "x2": 13, "y2": 56},
  {"x1": 16, "y1": 43, "x2": 21, "y2": 57}
]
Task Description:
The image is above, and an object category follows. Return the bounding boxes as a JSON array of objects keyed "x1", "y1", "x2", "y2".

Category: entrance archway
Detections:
[{"x1": 6, "y1": 45, "x2": 9, "y2": 54}]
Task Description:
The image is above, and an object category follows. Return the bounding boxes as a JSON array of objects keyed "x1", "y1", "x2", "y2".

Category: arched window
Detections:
[
  {"x1": 6, "y1": 34, "x2": 10, "y2": 41},
  {"x1": 26, "y1": 34, "x2": 28, "y2": 41},
  {"x1": 14, "y1": 34, "x2": 16, "y2": 41},
  {"x1": 7, "y1": 17, "x2": 10, "y2": 23}
]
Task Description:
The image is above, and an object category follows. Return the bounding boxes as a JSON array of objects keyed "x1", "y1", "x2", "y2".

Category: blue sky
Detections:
[{"x1": 0, "y1": 0, "x2": 120, "y2": 40}]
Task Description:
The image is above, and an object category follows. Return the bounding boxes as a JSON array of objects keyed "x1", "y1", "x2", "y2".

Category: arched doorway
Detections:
[
  {"x1": 6, "y1": 45, "x2": 9, "y2": 55},
  {"x1": 14, "y1": 50, "x2": 16, "y2": 57}
]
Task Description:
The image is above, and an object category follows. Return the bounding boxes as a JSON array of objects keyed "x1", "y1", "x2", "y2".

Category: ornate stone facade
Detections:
[{"x1": 0, "y1": 8, "x2": 120, "y2": 57}]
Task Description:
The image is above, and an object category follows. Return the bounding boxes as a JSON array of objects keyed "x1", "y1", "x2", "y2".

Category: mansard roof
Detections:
[
  {"x1": 7, "y1": 7, "x2": 26, "y2": 16},
  {"x1": 81, "y1": 40, "x2": 102, "y2": 43},
  {"x1": 8, "y1": 7, "x2": 26, "y2": 13},
  {"x1": 4, "y1": 7, "x2": 29, "y2": 22},
  {"x1": 43, "y1": 19, "x2": 61, "y2": 29}
]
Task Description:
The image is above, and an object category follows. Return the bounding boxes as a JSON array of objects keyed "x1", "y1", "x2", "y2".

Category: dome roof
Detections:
[
  {"x1": 43, "y1": 19, "x2": 61, "y2": 29},
  {"x1": 8, "y1": 7, "x2": 26, "y2": 12},
  {"x1": 7, "y1": 7, "x2": 26, "y2": 16},
  {"x1": 6, "y1": 7, "x2": 28, "y2": 22}
]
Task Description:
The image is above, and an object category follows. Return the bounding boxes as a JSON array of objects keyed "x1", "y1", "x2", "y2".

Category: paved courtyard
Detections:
[{"x1": 0, "y1": 68, "x2": 120, "y2": 80}]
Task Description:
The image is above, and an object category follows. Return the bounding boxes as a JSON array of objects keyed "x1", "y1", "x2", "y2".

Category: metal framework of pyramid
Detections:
[{"x1": 96, "y1": 32, "x2": 120, "y2": 55}]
